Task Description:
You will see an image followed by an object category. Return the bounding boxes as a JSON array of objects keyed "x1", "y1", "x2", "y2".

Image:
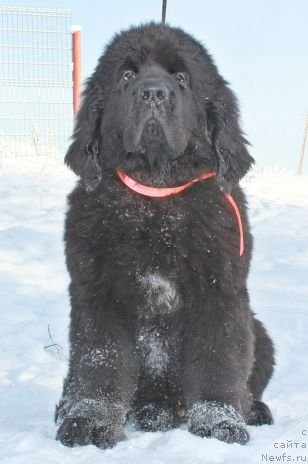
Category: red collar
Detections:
[
  {"x1": 115, "y1": 168, "x2": 244, "y2": 256},
  {"x1": 116, "y1": 168, "x2": 216, "y2": 197}
]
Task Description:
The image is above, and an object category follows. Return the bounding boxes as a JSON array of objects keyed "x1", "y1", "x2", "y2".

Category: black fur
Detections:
[{"x1": 56, "y1": 23, "x2": 274, "y2": 448}]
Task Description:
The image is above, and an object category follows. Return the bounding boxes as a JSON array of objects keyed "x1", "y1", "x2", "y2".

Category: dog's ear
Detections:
[
  {"x1": 206, "y1": 85, "x2": 254, "y2": 193},
  {"x1": 65, "y1": 79, "x2": 103, "y2": 192}
]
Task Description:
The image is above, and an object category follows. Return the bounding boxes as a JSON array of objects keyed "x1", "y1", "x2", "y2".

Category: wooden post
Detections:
[
  {"x1": 298, "y1": 115, "x2": 308, "y2": 175},
  {"x1": 72, "y1": 26, "x2": 82, "y2": 116}
]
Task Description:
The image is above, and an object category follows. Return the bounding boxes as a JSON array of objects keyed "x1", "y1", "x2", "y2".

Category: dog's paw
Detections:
[
  {"x1": 55, "y1": 398, "x2": 125, "y2": 448},
  {"x1": 56, "y1": 416, "x2": 124, "y2": 449},
  {"x1": 247, "y1": 400, "x2": 274, "y2": 426},
  {"x1": 188, "y1": 400, "x2": 249, "y2": 445},
  {"x1": 211, "y1": 420, "x2": 249, "y2": 444},
  {"x1": 134, "y1": 403, "x2": 180, "y2": 432},
  {"x1": 56, "y1": 417, "x2": 93, "y2": 447}
]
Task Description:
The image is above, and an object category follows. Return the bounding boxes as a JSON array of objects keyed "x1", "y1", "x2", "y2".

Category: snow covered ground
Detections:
[{"x1": 0, "y1": 156, "x2": 307, "y2": 464}]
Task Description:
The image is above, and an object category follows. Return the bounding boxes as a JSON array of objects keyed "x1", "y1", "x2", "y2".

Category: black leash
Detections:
[{"x1": 162, "y1": 0, "x2": 167, "y2": 24}]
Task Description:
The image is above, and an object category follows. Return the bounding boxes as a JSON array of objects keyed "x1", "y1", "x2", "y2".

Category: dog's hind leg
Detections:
[
  {"x1": 133, "y1": 371, "x2": 184, "y2": 432},
  {"x1": 247, "y1": 317, "x2": 275, "y2": 426}
]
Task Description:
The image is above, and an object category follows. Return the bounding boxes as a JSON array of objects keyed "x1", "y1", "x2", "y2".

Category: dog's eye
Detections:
[
  {"x1": 123, "y1": 70, "x2": 136, "y2": 81},
  {"x1": 175, "y1": 73, "x2": 186, "y2": 83}
]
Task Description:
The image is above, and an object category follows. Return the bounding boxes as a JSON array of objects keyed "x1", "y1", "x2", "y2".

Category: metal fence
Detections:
[{"x1": 0, "y1": 5, "x2": 73, "y2": 157}]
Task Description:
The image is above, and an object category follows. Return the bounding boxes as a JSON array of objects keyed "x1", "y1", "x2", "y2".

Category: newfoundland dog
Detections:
[{"x1": 56, "y1": 23, "x2": 274, "y2": 448}]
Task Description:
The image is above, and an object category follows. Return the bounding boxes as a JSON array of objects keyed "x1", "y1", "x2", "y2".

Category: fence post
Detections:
[
  {"x1": 298, "y1": 115, "x2": 308, "y2": 175},
  {"x1": 72, "y1": 26, "x2": 82, "y2": 116}
]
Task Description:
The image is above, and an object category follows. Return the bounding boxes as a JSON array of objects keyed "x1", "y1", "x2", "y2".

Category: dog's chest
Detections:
[
  {"x1": 116, "y1": 200, "x2": 187, "y2": 248},
  {"x1": 138, "y1": 272, "x2": 179, "y2": 317},
  {"x1": 136, "y1": 272, "x2": 180, "y2": 376},
  {"x1": 116, "y1": 204, "x2": 186, "y2": 375}
]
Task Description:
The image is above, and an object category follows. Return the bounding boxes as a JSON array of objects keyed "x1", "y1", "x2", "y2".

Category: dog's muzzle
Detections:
[{"x1": 139, "y1": 78, "x2": 169, "y2": 108}]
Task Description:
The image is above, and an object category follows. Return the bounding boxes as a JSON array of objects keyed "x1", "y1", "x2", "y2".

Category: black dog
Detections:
[{"x1": 56, "y1": 23, "x2": 274, "y2": 448}]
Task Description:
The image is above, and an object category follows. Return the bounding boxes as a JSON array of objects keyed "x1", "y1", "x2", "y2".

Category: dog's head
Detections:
[
  {"x1": 66, "y1": 23, "x2": 254, "y2": 193},
  {"x1": 118, "y1": 63, "x2": 196, "y2": 164}
]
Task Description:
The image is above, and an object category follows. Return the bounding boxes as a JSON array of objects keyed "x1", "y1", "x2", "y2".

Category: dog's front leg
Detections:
[
  {"x1": 182, "y1": 296, "x2": 254, "y2": 445},
  {"x1": 55, "y1": 309, "x2": 137, "y2": 449}
]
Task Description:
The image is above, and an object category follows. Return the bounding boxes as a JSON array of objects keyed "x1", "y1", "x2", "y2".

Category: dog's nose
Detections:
[{"x1": 140, "y1": 79, "x2": 169, "y2": 106}]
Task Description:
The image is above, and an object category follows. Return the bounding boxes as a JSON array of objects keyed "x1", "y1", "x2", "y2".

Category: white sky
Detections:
[{"x1": 3, "y1": 0, "x2": 308, "y2": 172}]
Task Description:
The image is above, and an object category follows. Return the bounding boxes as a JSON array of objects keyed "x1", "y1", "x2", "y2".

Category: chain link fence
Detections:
[{"x1": 0, "y1": 5, "x2": 73, "y2": 158}]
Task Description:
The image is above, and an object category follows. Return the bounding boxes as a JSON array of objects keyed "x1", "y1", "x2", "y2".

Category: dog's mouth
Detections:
[
  {"x1": 122, "y1": 103, "x2": 191, "y2": 165},
  {"x1": 138, "y1": 115, "x2": 186, "y2": 159},
  {"x1": 142, "y1": 118, "x2": 164, "y2": 142},
  {"x1": 124, "y1": 113, "x2": 178, "y2": 154}
]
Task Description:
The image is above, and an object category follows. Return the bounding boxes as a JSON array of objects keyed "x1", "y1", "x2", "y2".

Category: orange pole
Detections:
[{"x1": 72, "y1": 27, "x2": 82, "y2": 115}]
